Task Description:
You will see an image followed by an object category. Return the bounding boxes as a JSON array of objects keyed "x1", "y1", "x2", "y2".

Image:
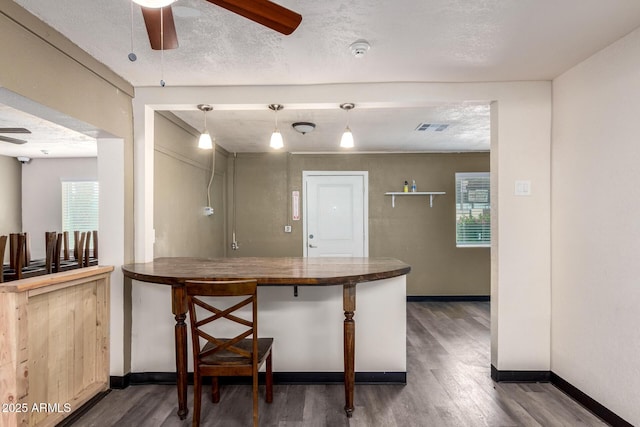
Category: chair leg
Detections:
[
  {"x1": 253, "y1": 369, "x2": 259, "y2": 427},
  {"x1": 265, "y1": 351, "x2": 273, "y2": 403},
  {"x1": 211, "y1": 376, "x2": 220, "y2": 403},
  {"x1": 192, "y1": 372, "x2": 202, "y2": 427}
]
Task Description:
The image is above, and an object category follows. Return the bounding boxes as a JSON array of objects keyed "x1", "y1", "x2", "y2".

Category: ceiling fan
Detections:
[
  {"x1": 0, "y1": 128, "x2": 30, "y2": 145},
  {"x1": 134, "y1": 0, "x2": 302, "y2": 50}
]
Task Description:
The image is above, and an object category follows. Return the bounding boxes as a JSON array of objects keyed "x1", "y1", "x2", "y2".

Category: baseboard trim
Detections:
[
  {"x1": 491, "y1": 366, "x2": 632, "y2": 426},
  {"x1": 111, "y1": 371, "x2": 406, "y2": 386},
  {"x1": 56, "y1": 390, "x2": 111, "y2": 427},
  {"x1": 490, "y1": 365, "x2": 550, "y2": 382},
  {"x1": 109, "y1": 373, "x2": 131, "y2": 389},
  {"x1": 550, "y1": 372, "x2": 633, "y2": 427},
  {"x1": 407, "y1": 295, "x2": 490, "y2": 302}
]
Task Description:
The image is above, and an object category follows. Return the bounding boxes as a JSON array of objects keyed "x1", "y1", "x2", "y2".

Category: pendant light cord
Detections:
[{"x1": 207, "y1": 144, "x2": 215, "y2": 207}]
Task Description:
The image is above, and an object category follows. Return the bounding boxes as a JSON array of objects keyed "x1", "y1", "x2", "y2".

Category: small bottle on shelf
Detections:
[
  {"x1": 411, "y1": 180, "x2": 417, "y2": 192},
  {"x1": 403, "y1": 181, "x2": 409, "y2": 192}
]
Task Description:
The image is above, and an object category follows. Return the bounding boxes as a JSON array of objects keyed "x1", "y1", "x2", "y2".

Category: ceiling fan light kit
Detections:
[{"x1": 132, "y1": 0, "x2": 175, "y2": 8}]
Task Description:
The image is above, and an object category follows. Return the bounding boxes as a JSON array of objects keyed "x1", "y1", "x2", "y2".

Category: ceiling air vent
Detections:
[{"x1": 415, "y1": 123, "x2": 449, "y2": 132}]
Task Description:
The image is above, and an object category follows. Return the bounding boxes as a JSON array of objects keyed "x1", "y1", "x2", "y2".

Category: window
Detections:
[
  {"x1": 455, "y1": 172, "x2": 490, "y2": 247},
  {"x1": 62, "y1": 180, "x2": 99, "y2": 247}
]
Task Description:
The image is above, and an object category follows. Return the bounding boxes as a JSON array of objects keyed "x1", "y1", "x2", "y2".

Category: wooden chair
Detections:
[
  {"x1": 186, "y1": 279, "x2": 273, "y2": 427},
  {"x1": 54, "y1": 233, "x2": 63, "y2": 273},
  {"x1": 9, "y1": 233, "x2": 25, "y2": 280},
  {"x1": 83, "y1": 231, "x2": 91, "y2": 267},
  {"x1": 44, "y1": 232, "x2": 57, "y2": 274},
  {"x1": 0, "y1": 235, "x2": 6, "y2": 283},
  {"x1": 92, "y1": 230, "x2": 99, "y2": 261},
  {"x1": 75, "y1": 232, "x2": 86, "y2": 268},
  {"x1": 62, "y1": 231, "x2": 70, "y2": 260}
]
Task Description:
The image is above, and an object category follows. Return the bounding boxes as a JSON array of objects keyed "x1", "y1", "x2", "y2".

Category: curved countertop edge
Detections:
[{"x1": 122, "y1": 257, "x2": 411, "y2": 287}]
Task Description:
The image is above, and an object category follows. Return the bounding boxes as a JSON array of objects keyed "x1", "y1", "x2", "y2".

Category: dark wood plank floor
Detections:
[{"x1": 72, "y1": 302, "x2": 606, "y2": 426}]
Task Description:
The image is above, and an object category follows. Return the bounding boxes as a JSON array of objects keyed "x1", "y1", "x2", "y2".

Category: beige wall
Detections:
[
  {"x1": 153, "y1": 113, "x2": 228, "y2": 258},
  {"x1": 227, "y1": 152, "x2": 490, "y2": 296},
  {"x1": 0, "y1": 155, "x2": 21, "y2": 262}
]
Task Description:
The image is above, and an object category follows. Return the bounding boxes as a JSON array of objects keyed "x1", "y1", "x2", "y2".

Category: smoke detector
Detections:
[{"x1": 350, "y1": 40, "x2": 370, "y2": 58}]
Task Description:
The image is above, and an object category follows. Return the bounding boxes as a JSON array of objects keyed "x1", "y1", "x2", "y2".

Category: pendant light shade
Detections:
[
  {"x1": 339, "y1": 103, "x2": 355, "y2": 148},
  {"x1": 198, "y1": 131, "x2": 213, "y2": 149},
  {"x1": 340, "y1": 127, "x2": 354, "y2": 148},
  {"x1": 197, "y1": 104, "x2": 213, "y2": 150},
  {"x1": 268, "y1": 104, "x2": 284, "y2": 149},
  {"x1": 270, "y1": 130, "x2": 284, "y2": 149},
  {"x1": 132, "y1": 0, "x2": 175, "y2": 8}
]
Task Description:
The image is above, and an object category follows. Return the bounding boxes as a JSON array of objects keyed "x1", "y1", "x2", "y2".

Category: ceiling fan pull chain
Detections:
[
  {"x1": 160, "y1": 7, "x2": 165, "y2": 87},
  {"x1": 128, "y1": 2, "x2": 137, "y2": 62}
]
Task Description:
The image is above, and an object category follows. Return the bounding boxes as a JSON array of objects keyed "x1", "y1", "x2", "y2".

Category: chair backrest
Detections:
[
  {"x1": 0, "y1": 235, "x2": 7, "y2": 283},
  {"x1": 44, "y1": 232, "x2": 57, "y2": 274},
  {"x1": 84, "y1": 231, "x2": 91, "y2": 267},
  {"x1": 92, "y1": 230, "x2": 99, "y2": 261},
  {"x1": 54, "y1": 233, "x2": 63, "y2": 273},
  {"x1": 75, "y1": 232, "x2": 86, "y2": 268},
  {"x1": 9, "y1": 233, "x2": 25, "y2": 280},
  {"x1": 62, "y1": 231, "x2": 70, "y2": 260},
  {"x1": 186, "y1": 280, "x2": 259, "y2": 365}
]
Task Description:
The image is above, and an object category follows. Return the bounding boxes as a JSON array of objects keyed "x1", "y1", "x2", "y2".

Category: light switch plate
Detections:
[
  {"x1": 515, "y1": 180, "x2": 531, "y2": 196},
  {"x1": 284, "y1": 225, "x2": 292, "y2": 233}
]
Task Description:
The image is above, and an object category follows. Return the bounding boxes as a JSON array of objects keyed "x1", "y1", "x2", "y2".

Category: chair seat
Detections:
[{"x1": 201, "y1": 338, "x2": 273, "y2": 366}]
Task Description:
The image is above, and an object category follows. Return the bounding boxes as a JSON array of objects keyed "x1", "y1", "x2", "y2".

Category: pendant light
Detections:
[
  {"x1": 340, "y1": 103, "x2": 355, "y2": 148},
  {"x1": 197, "y1": 104, "x2": 213, "y2": 149},
  {"x1": 131, "y1": 0, "x2": 175, "y2": 8},
  {"x1": 269, "y1": 104, "x2": 284, "y2": 149}
]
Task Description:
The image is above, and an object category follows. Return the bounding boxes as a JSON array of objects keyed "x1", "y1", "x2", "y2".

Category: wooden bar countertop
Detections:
[{"x1": 122, "y1": 257, "x2": 411, "y2": 286}]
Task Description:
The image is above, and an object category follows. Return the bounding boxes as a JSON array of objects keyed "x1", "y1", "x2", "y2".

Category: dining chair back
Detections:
[
  {"x1": 0, "y1": 235, "x2": 7, "y2": 283},
  {"x1": 9, "y1": 234, "x2": 25, "y2": 280},
  {"x1": 186, "y1": 279, "x2": 273, "y2": 427},
  {"x1": 44, "y1": 232, "x2": 57, "y2": 274}
]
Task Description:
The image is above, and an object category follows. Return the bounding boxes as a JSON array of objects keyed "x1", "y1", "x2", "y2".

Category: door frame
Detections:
[{"x1": 302, "y1": 171, "x2": 369, "y2": 257}]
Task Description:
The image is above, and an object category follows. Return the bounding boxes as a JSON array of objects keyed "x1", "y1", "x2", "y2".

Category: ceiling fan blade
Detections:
[
  {"x1": 141, "y1": 6, "x2": 179, "y2": 50},
  {"x1": 206, "y1": 0, "x2": 302, "y2": 35},
  {"x1": 0, "y1": 135, "x2": 28, "y2": 144},
  {"x1": 0, "y1": 128, "x2": 31, "y2": 134}
]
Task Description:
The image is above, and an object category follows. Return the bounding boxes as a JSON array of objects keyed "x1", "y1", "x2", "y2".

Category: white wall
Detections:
[
  {"x1": 132, "y1": 276, "x2": 406, "y2": 372},
  {"x1": 552, "y1": 27, "x2": 640, "y2": 425},
  {"x1": 21, "y1": 157, "x2": 97, "y2": 259},
  {"x1": 98, "y1": 139, "x2": 126, "y2": 377}
]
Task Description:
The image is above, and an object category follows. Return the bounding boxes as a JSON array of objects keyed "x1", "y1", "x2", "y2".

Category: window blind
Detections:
[
  {"x1": 62, "y1": 180, "x2": 99, "y2": 247},
  {"x1": 455, "y1": 172, "x2": 490, "y2": 247}
]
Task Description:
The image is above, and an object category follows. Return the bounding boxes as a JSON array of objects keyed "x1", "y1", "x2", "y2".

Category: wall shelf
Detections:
[{"x1": 385, "y1": 192, "x2": 446, "y2": 208}]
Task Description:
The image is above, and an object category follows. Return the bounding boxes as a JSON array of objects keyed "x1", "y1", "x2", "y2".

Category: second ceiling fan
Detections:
[{"x1": 136, "y1": 0, "x2": 302, "y2": 50}]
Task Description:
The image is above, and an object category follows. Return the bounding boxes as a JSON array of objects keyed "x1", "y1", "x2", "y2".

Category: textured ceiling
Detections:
[{"x1": 3, "y1": 0, "x2": 640, "y2": 156}]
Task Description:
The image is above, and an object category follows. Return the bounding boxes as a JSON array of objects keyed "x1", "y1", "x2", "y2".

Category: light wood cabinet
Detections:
[{"x1": 0, "y1": 266, "x2": 113, "y2": 427}]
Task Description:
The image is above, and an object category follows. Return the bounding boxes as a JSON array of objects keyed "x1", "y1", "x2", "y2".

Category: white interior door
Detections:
[{"x1": 303, "y1": 172, "x2": 368, "y2": 257}]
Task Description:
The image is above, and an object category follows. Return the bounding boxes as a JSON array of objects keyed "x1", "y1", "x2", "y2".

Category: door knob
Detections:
[{"x1": 309, "y1": 244, "x2": 318, "y2": 248}]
